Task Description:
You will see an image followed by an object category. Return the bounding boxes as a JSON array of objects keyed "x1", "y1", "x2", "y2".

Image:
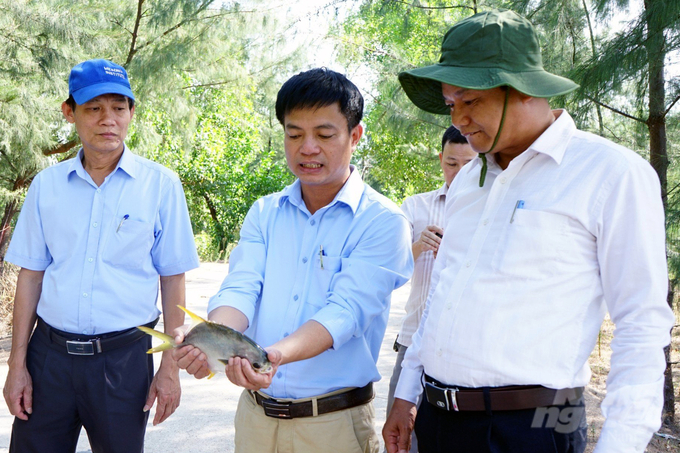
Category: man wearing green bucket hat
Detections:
[{"x1": 384, "y1": 9, "x2": 674, "y2": 453}]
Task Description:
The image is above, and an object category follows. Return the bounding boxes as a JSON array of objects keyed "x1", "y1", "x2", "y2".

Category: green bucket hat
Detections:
[{"x1": 399, "y1": 9, "x2": 579, "y2": 115}]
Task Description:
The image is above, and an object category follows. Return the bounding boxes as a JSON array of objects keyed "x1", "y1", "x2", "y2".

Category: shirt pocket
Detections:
[
  {"x1": 491, "y1": 210, "x2": 574, "y2": 279},
  {"x1": 306, "y1": 255, "x2": 343, "y2": 308},
  {"x1": 102, "y1": 218, "x2": 154, "y2": 269}
]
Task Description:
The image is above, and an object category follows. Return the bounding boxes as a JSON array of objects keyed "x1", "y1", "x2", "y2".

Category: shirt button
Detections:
[
  {"x1": 96, "y1": 189, "x2": 101, "y2": 193},
  {"x1": 302, "y1": 257, "x2": 308, "y2": 264},
  {"x1": 437, "y1": 350, "x2": 443, "y2": 357},
  {"x1": 283, "y1": 332, "x2": 289, "y2": 337},
  {"x1": 500, "y1": 177, "x2": 507, "y2": 184},
  {"x1": 92, "y1": 222, "x2": 98, "y2": 228},
  {"x1": 277, "y1": 372, "x2": 282, "y2": 378},
  {"x1": 465, "y1": 261, "x2": 471, "y2": 268},
  {"x1": 293, "y1": 295, "x2": 299, "y2": 301},
  {"x1": 88, "y1": 257, "x2": 94, "y2": 262},
  {"x1": 82, "y1": 330, "x2": 88, "y2": 334},
  {"x1": 83, "y1": 292, "x2": 88, "y2": 297},
  {"x1": 447, "y1": 303, "x2": 452, "y2": 310},
  {"x1": 483, "y1": 219, "x2": 489, "y2": 225},
  {"x1": 310, "y1": 219, "x2": 316, "y2": 225}
]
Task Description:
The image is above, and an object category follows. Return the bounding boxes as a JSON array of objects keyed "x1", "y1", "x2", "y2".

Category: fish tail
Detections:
[
  {"x1": 137, "y1": 326, "x2": 175, "y2": 353},
  {"x1": 178, "y1": 305, "x2": 208, "y2": 325}
]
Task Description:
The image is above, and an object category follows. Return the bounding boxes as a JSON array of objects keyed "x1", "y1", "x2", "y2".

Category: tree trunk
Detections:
[
  {"x1": 0, "y1": 200, "x2": 18, "y2": 275},
  {"x1": 644, "y1": 0, "x2": 674, "y2": 425}
]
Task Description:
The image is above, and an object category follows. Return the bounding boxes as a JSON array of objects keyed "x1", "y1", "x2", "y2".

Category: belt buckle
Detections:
[
  {"x1": 261, "y1": 399, "x2": 293, "y2": 419},
  {"x1": 66, "y1": 339, "x2": 101, "y2": 355},
  {"x1": 426, "y1": 381, "x2": 459, "y2": 411},
  {"x1": 447, "y1": 387, "x2": 459, "y2": 411}
]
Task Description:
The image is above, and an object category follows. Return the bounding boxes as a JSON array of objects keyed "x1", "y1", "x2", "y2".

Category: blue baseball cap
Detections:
[{"x1": 68, "y1": 59, "x2": 135, "y2": 105}]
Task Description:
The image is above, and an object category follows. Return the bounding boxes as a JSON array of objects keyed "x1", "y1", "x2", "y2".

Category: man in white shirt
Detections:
[
  {"x1": 385, "y1": 126, "x2": 475, "y2": 453},
  {"x1": 384, "y1": 9, "x2": 674, "y2": 453}
]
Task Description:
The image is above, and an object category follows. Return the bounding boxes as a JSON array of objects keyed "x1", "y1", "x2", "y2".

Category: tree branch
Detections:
[
  {"x1": 0, "y1": 149, "x2": 17, "y2": 173},
  {"x1": 134, "y1": 1, "x2": 213, "y2": 55},
  {"x1": 125, "y1": 0, "x2": 145, "y2": 66},
  {"x1": 585, "y1": 96, "x2": 646, "y2": 124},
  {"x1": 109, "y1": 18, "x2": 133, "y2": 36},
  {"x1": 387, "y1": 0, "x2": 475, "y2": 11},
  {"x1": 42, "y1": 139, "x2": 79, "y2": 156},
  {"x1": 665, "y1": 93, "x2": 680, "y2": 117}
]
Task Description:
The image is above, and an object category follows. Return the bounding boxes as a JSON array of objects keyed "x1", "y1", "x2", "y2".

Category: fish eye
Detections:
[{"x1": 253, "y1": 362, "x2": 261, "y2": 369}]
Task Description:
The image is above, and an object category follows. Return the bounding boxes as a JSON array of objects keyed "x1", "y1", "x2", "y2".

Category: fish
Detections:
[{"x1": 138, "y1": 306, "x2": 273, "y2": 378}]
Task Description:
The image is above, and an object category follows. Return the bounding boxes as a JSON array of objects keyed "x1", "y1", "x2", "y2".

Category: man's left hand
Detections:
[
  {"x1": 144, "y1": 354, "x2": 181, "y2": 425},
  {"x1": 225, "y1": 348, "x2": 283, "y2": 391}
]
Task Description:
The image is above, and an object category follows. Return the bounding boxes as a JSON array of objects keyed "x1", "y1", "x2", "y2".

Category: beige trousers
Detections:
[{"x1": 234, "y1": 389, "x2": 380, "y2": 453}]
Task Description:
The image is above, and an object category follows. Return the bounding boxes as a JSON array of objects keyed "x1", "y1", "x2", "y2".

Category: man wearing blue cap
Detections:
[
  {"x1": 384, "y1": 9, "x2": 674, "y2": 453},
  {"x1": 3, "y1": 59, "x2": 199, "y2": 452}
]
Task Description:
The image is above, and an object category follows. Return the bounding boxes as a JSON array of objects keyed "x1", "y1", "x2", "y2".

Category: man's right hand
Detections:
[
  {"x1": 172, "y1": 326, "x2": 211, "y2": 379},
  {"x1": 383, "y1": 398, "x2": 417, "y2": 453},
  {"x1": 413, "y1": 225, "x2": 443, "y2": 260},
  {"x1": 4, "y1": 365, "x2": 33, "y2": 420}
]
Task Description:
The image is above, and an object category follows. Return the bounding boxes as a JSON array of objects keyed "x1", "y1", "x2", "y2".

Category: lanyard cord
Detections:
[{"x1": 478, "y1": 88, "x2": 510, "y2": 187}]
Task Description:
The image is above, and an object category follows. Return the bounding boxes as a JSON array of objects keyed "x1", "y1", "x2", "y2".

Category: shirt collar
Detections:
[
  {"x1": 526, "y1": 109, "x2": 576, "y2": 165},
  {"x1": 279, "y1": 165, "x2": 364, "y2": 215},
  {"x1": 436, "y1": 183, "x2": 448, "y2": 199},
  {"x1": 67, "y1": 145, "x2": 136, "y2": 181},
  {"x1": 464, "y1": 109, "x2": 576, "y2": 172}
]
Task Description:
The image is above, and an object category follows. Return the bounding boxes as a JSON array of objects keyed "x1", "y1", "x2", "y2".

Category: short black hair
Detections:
[
  {"x1": 442, "y1": 125, "x2": 467, "y2": 152},
  {"x1": 64, "y1": 94, "x2": 135, "y2": 111},
  {"x1": 275, "y1": 68, "x2": 363, "y2": 131}
]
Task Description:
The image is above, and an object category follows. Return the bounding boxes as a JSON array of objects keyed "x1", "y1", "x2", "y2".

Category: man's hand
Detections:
[
  {"x1": 172, "y1": 326, "x2": 211, "y2": 379},
  {"x1": 413, "y1": 225, "x2": 443, "y2": 260},
  {"x1": 383, "y1": 398, "x2": 417, "y2": 453},
  {"x1": 225, "y1": 348, "x2": 283, "y2": 391},
  {"x1": 144, "y1": 352, "x2": 181, "y2": 425},
  {"x1": 4, "y1": 365, "x2": 33, "y2": 420}
]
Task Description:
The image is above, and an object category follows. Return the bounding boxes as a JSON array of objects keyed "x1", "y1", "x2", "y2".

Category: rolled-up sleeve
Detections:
[{"x1": 312, "y1": 211, "x2": 413, "y2": 349}]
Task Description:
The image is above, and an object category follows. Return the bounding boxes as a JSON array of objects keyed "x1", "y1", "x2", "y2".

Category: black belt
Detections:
[
  {"x1": 424, "y1": 374, "x2": 583, "y2": 412},
  {"x1": 250, "y1": 382, "x2": 374, "y2": 419},
  {"x1": 37, "y1": 317, "x2": 158, "y2": 356}
]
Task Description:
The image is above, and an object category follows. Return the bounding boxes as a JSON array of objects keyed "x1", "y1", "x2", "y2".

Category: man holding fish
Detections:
[{"x1": 174, "y1": 68, "x2": 414, "y2": 453}]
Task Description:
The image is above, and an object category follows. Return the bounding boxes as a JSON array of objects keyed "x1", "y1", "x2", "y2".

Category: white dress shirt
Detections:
[
  {"x1": 395, "y1": 110, "x2": 674, "y2": 453},
  {"x1": 398, "y1": 185, "x2": 447, "y2": 347}
]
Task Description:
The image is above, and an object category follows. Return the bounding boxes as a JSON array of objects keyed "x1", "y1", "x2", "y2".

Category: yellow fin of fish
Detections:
[
  {"x1": 137, "y1": 326, "x2": 174, "y2": 354},
  {"x1": 178, "y1": 305, "x2": 208, "y2": 331}
]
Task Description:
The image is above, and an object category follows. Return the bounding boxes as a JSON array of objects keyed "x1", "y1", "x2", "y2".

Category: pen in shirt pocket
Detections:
[
  {"x1": 319, "y1": 245, "x2": 326, "y2": 269},
  {"x1": 510, "y1": 200, "x2": 525, "y2": 223},
  {"x1": 116, "y1": 214, "x2": 130, "y2": 232}
]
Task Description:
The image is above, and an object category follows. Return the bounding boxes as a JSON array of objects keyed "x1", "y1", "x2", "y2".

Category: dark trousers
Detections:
[
  {"x1": 415, "y1": 393, "x2": 587, "y2": 453},
  {"x1": 10, "y1": 321, "x2": 154, "y2": 453}
]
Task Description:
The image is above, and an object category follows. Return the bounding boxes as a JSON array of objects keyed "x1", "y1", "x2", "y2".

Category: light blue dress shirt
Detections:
[
  {"x1": 208, "y1": 167, "x2": 413, "y2": 399},
  {"x1": 6, "y1": 147, "x2": 200, "y2": 335}
]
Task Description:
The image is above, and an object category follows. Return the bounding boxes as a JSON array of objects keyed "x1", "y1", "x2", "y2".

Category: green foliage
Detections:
[
  {"x1": 0, "y1": 0, "x2": 305, "y2": 262},
  {"x1": 336, "y1": 0, "x2": 478, "y2": 201},
  {"x1": 146, "y1": 84, "x2": 293, "y2": 259}
]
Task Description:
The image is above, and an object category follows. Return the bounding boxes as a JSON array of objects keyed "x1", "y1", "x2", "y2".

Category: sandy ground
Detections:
[{"x1": 0, "y1": 261, "x2": 677, "y2": 452}]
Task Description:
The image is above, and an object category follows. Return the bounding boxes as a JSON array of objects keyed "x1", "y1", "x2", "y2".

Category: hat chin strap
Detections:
[{"x1": 478, "y1": 88, "x2": 510, "y2": 187}]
